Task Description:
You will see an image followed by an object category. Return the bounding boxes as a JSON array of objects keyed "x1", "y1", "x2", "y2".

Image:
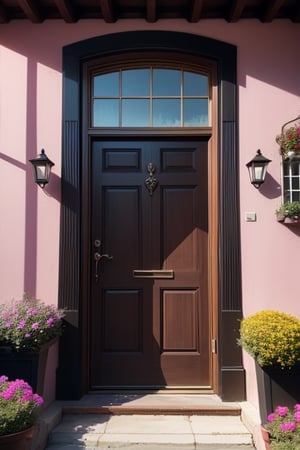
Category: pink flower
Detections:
[
  {"x1": 33, "y1": 393, "x2": 43, "y2": 406},
  {"x1": 275, "y1": 406, "x2": 289, "y2": 417},
  {"x1": 295, "y1": 404, "x2": 300, "y2": 412},
  {"x1": 294, "y1": 411, "x2": 300, "y2": 422},
  {"x1": 280, "y1": 421, "x2": 296, "y2": 432},
  {"x1": 31, "y1": 322, "x2": 39, "y2": 330},
  {"x1": 267, "y1": 413, "x2": 276, "y2": 422}
]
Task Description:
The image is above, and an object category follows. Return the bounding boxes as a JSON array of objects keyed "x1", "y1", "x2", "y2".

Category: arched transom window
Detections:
[{"x1": 91, "y1": 68, "x2": 209, "y2": 128}]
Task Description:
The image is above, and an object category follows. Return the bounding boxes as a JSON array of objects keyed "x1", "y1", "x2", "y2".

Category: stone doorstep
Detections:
[
  {"x1": 32, "y1": 397, "x2": 261, "y2": 450},
  {"x1": 60, "y1": 393, "x2": 242, "y2": 416},
  {"x1": 46, "y1": 414, "x2": 254, "y2": 449},
  {"x1": 62, "y1": 404, "x2": 242, "y2": 416}
]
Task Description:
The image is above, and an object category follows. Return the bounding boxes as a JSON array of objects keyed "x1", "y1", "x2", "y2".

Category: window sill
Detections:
[{"x1": 277, "y1": 216, "x2": 300, "y2": 225}]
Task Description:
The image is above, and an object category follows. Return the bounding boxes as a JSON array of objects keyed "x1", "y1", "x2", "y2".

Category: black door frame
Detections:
[{"x1": 57, "y1": 31, "x2": 245, "y2": 401}]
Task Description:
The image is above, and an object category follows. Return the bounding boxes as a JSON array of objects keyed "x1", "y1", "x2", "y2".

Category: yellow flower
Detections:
[{"x1": 238, "y1": 310, "x2": 300, "y2": 369}]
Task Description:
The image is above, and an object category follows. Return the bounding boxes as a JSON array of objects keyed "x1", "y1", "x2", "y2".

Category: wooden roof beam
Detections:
[
  {"x1": 146, "y1": 0, "x2": 156, "y2": 23},
  {"x1": 17, "y1": 0, "x2": 43, "y2": 23},
  {"x1": 99, "y1": 0, "x2": 115, "y2": 23},
  {"x1": 293, "y1": 3, "x2": 300, "y2": 22},
  {"x1": 54, "y1": 0, "x2": 77, "y2": 23},
  {"x1": 0, "y1": 3, "x2": 9, "y2": 23},
  {"x1": 262, "y1": 0, "x2": 285, "y2": 22},
  {"x1": 228, "y1": 0, "x2": 246, "y2": 22},
  {"x1": 189, "y1": 0, "x2": 204, "y2": 22}
]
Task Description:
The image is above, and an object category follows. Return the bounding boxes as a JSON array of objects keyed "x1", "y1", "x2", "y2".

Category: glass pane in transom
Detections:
[
  {"x1": 122, "y1": 69, "x2": 150, "y2": 96},
  {"x1": 122, "y1": 99, "x2": 150, "y2": 127},
  {"x1": 153, "y1": 69, "x2": 181, "y2": 96},
  {"x1": 93, "y1": 99, "x2": 119, "y2": 127},
  {"x1": 153, "y1": 99, "x2": 180, "y2": 127},
  {"x1": 94, "y1": 72, "x2": 119, "y2": 97},
  {"x1": 184, "y1": 99, "x2": 208, "y2": 126},
  {"x1": 184, "y1": 72, "x2": 208, "y2": 96}
]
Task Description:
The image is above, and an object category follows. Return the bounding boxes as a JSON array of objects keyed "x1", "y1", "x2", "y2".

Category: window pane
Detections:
[
  {"x1": 183, "y1": 99, "x2": 208, "y2": 126},
  {"x1": 122, "y1": 99, "x2": 150, "y2": 127},
  {"x1": 93, "y1": 99, "x2": 119, "y2": 126},
  {"x1": 283, "y1": 177, "x2": 290, "y2": 191},
  {"x1": 153, "y1": 69, "x2": 180, "y2": 96},
  {"x1": 94, "y1": 72, "x2": 119, "y2": 97},
  {"x1": 122, "y1": 69, "x2": 150, "y2": 96},
  {"x1": 291, "y1": 192, "x2": 300, "y2": 202},
  {"x1": 283, "y1": 163, "x2": 289, "y2": 176},
  {"x1": 153, "y1": 99, "x2": 180, "y2": 127},
  {"x1": 184, "y1": 72, "x2": 208, "y2": 96},
  {"x1": 291, "y1": 161, "x2": 300, "y2": 175},
  {"x1": 292, "y1": 177, "x2": 300, "y2": 189}
]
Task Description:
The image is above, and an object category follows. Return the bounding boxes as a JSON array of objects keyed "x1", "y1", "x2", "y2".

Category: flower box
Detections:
[
  {"x1": 276, "y1": 118, "x2": 300, "y2": 159},
  {"x1": 0, "y1": 294, "x2": 65, "y2": 400},
  {"x1": 255, "y1": 362, "x2": 300, "y2": 424},
  {"x1": 276, "y1": 202, "x2": 300, "y2": 224},
  {"x1": 0, "y1": 338, "x2": 58, "y2": 397}
]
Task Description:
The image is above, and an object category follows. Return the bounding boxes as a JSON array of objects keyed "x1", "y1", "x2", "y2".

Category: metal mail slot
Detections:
[{"x1": 133, "y1": 269, "x2": 174, "y2": 279}]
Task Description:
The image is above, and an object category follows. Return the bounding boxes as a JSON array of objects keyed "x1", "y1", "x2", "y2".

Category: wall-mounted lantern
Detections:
[
  {"x1": 29, "y1": 149, "x2": 54, "y2": 189},
  {"x1": 246, "y1": 150, "x2": 271, "y2": 189}
]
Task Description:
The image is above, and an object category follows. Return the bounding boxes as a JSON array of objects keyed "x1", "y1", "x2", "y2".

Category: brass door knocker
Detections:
[{"x1": 145, "y1": 163, "x2": 158, "y2": 196}]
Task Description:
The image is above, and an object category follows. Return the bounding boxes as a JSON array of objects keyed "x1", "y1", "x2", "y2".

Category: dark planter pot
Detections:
[
  {"x1": 0, "y1": 338, "x2": 58, "y2": 396},
  {"x1": 255, "y1": 362, "x2": 300, "y2": 424},
  {"x1": 0, "y1": 427, "x2": 34, "y2": 450}
]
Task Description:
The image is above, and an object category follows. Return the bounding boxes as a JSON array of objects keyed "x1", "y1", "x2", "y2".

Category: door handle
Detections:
[{"x1": 94, "y1": 246, "x2": 113, "y2": 283}]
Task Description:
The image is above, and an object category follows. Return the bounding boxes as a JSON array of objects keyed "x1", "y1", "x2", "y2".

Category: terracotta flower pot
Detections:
[
  {"x1": 0, "y1": 427, "x2": 34, "y2": 450},
  {"x1": 261, "y1": 426, "x2": 271, "y2": 450}
]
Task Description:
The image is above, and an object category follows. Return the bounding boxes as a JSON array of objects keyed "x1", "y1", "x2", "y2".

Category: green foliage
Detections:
[
  {"x1": 276, "y1": 202, "x2": 300, "y2": 219},
  {"x1": 0, "y1": 293, "x2": 65, "y2": 352},
  {"x1": 0, "y1": 376, "x2": 43, "y2": 436},
  {"x1": 238, "y1": 310, "x2": 300, "y2": 368}
]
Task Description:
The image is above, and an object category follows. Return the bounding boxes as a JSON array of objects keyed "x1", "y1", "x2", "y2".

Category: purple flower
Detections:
[
  {"x1": 267, "y1": 413, "x2": 276, "y2": 422},
  {"x1": 280, "y1": 421, "x2": 296, "y2": 432},
  {"x1": 46, "y1": 317, "x2": 54, "y2": 327},
  {"x1": 2, "y1": 312, "x2": 11, "y2": 319},
  {"x1": 275, "y1": 406, "x2": 289, "y2": 417},
  {"x1": 31, "y1": 322, "x2": 39, "y2": 330},
  {"x1": 26, "y1": 307, "x2": 38, "y2": 316},
  {"x1": 5, "y1": 321, "x2": 12, "y2": 328},
  {"x1": 25, "y1": 333, "x2": 31, "y2": 338},
  {"x1": 17, "y1": 319, "x2": 26, "y2": 330},
  {"x1": 295, "y1": 404, "x2": 300, "y2": 412},
  {"x1": 0, "y1": 375, "x2": 8, "y2": 384}
]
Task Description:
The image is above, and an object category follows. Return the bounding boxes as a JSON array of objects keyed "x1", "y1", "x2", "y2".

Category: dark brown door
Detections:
[{"x1": 90, "y1": 139, "x2": 210, "y2": 389}]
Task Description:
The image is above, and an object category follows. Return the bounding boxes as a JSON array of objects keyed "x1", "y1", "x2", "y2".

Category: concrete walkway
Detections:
[{"x1": 35, "y1": 394, "x2": 260, "y2": 450}]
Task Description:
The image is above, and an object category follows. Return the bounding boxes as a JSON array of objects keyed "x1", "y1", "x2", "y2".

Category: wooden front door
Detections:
[{"x1": 90, "y1": 138, "x2": 211, "y2": 389}]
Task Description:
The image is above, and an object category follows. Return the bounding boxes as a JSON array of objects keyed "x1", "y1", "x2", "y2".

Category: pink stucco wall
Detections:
[{"x1": 0, "y1": 20, "x2": 299, "y2": 412}]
